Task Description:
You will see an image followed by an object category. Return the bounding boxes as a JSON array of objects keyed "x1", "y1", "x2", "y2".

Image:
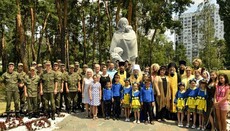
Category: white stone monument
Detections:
[{"x1": 110, "y1": 17, "x2": 138, "y2": 64}]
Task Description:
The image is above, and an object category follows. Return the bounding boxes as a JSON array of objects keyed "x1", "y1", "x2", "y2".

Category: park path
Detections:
[{"x1": 54, "y1": 113, "x2": 196, "y2": 131}]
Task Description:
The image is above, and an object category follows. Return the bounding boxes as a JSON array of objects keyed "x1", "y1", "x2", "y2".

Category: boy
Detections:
[
  {"x1": 140, "y1": 78, "x2": 155, "y2": 124},
  {"x1": 112, "y1": 75, "x2": 123, "y2": 120},
  {"x1": 103, "y1": 81, "x2": 113, "y2": 120}
]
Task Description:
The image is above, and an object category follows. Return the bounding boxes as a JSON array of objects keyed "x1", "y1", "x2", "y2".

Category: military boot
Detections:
[
  {"x1": 6, "y1": 113, "x2": 10, "y2": 122},
  {"x1": 51, "y1": 111, "x2": 55, "y2": 120},
  {"x1": 16, "y1": 112, "x2": 21, "y2": 118}
]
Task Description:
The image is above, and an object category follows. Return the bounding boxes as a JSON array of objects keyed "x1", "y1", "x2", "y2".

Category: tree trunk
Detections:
[
  {"x1": 82, "y1": 10, "x2": 87, "y2": 64},
  {"x1": 97, "y1": 0, "x2": 102, "y2": 64},
  {"x1": 127, "y1": 0, "x2": 133, "y2": 25},
  {"x1": 1, "y1": 27, "x2": 7, "y2": 72},
  {"x1": 30, "y1": 0, "x2": 36, "y2": 61},
  {"x1": 105, "y1": 1, "x2": 112, "y2": 41},
  {"x1": 61, "y1": 0, "x2": 68, "y2": 64},
  {"x1": 115, "y1": 0, "x2": 122, "y2": 25},
  {"x1": 16, "y1": 0, "x2": 29, "y2": 73},
  {"x1": 37, "y1": 13, "x2": 50, "y2": 64},
  {"x1": 149, "y1": 29, "x2": 157, "y2": 65}
]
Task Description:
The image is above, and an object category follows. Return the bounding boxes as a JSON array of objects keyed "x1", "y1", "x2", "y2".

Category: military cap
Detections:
[
  {"x1": 8, "y1": 62, "x2": 14, "y2": 66},
  {"x1": 83, "y1": 64, "x2": 88, "y2": 68},
  {"x1": 37, "y1": 64, "x2": 42, "y2": 67},
  {"x1": 69, "y1": 64, "x2": 75, "y2": 68},
  {"x1": 57, "y1": 59, "x2": 61, "y2": 62},
  {"x1": 101, "y1": 62, "x2": 106, "y2": 65},
  {"x1": 30, "y1": 67, "x2": 36, "y2": 70},
  {"x1": 53, "y1": 62, "x2": 58, "y2": 65},
  {"x1": 46, "y1": 61, "x2": 51, "y2": 65},
  {"x1": 32, "y1": 61, "x2": 37, "y2": 65},
  {"x1": 18, "y1": 63, "x2": 23, "y2": 66},
  {"x1": 75, "y1": 61, "x2": 79, "y2": 65},
  {"x1": 43, "y1": 60, "x2": 47, "y2": 64},
  {"x1": 60, "y1": 63, "x2": 65, "y2": 66}
]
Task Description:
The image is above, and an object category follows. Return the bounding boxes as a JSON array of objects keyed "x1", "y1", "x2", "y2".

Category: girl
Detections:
[
  {"x1": 99, "y1": 66, "x2": 111, "y2": 117},
  {"x1": 131, "y1": 83, "x2": 141, "y2": 124},
  {"x1": 204, "y1": 71, "x2": 218, "y2": 131},
  {"x1": 157, "y1": 66, "x2": 171, "y2": 122},
  {"x1": 122, "y1": 79, "x2": 132, "y2": 122},
  {"x1": 82, "y1": 68, "x2": 94, "y2": 117},
  {"x1": 174, "y1": 82, "x2": 186, "y2": 127},
  {"x1": 186, "y1": 79, "x2": 199, "y2": 129},
  {"x1": 196, "y1": 79, "x2": 208, "y2": 130},
  {"x1": 89, "y1": 74, "x2": 102, "y2": 120},
  {"x1": 214, "y1": 73, "x2": 229, "y2": 131}
]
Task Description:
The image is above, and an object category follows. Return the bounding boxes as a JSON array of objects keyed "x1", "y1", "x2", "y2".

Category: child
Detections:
[
  {"x1": 214, "y1": 73, "x2": 229, "y2": 131},
  {"x1": 121, "y1": 79, "x2": 132, "y2": 122},
  {"x1": 89, "y1": 74, "x2": 102, "y2": 120},
  {"x1": 186, "y1": 78, "x2": 199, "y2": 129},
  {"x1": 195, "y1": 79, "x2": 208, "y2": 130},
  {"x1": 140, "y1": 78, "x2": 155, "y2": 125},
  {"x1": 112, "y1": 74, "x2": 123, "y2": 120},
  {"x1": 131, "y1": 83, "x2": 141, "y2": 124},
  {"x1": 103, "y1": 81, "x2": 113, "y2": 120},
  {"x1": 174, "y1": 82, "x2": 186, "y2": 127}
]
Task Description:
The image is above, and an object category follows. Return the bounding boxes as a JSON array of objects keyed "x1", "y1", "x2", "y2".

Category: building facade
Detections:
[{"x1": 175, "y1": 3, "x2": 224, "y2": 62}]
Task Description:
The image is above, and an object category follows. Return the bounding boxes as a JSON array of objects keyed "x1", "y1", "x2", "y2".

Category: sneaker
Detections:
[
  {"x1": 127, "y1": 118, "x2": 130, "y2": 122},
  {"x1": 186, "y1": 123, "x2": 190, "y2": 128},
  {"x1": 137, "y1": 120, "x2": 140, "y2": 124},
  {"x1": 192, "y1": 124, "x2": 196, "y2": 129},
  {"x1": 180, "y1": 123, "x2": 183, "y2": 127},
  {"x1": 133, "y1": 120, "x2": 136, "y2": 123},
  {"x1": 178, "y1": 123, "x2": 180, "y2": 127},
  {"x1": 125, "y1": 118, "x2": 128, "y2": 122}
]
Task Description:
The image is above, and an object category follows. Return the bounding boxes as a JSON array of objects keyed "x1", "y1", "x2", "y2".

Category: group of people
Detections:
[{"x1": 1, "y1": 58, "x2": 229, "y2": 131}]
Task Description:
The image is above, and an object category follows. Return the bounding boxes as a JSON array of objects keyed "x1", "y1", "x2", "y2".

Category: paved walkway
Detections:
[{"x1": 55, "y1": 113, "x2": 196, "y2": 131}]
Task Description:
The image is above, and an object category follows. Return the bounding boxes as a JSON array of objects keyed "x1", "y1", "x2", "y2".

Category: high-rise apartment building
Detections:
[{"x1": 175, "y1": 3, "x2": 224, "y2": 62}]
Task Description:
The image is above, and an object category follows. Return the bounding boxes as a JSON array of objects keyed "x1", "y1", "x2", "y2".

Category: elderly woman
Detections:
[
  {"x1": 130, "y1": 64, "x2": 143, "y2": 85},
  {"x1": 181, "y1": 66, "x2": 195, "y2": 90},
  {"x1": 192, "y1": 58, "x2": 202, "y2": 72},
  {"x1": 156, "y1": 66, "x2": 171, "y2": 122}
]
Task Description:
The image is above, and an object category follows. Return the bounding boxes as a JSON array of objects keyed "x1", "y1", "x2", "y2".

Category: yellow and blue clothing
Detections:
[
  {"x1": 131, "y1": 90, "x2": 141, "y2": 110},
  {"x1": 122, "y1": 86, "x2": 132, "y2": 106},
  {"x1": 174, "y1": 90, "x2": 186, "y2": 112},
  {"x1": 195, "y1": 89, "x2": 207, "y2": 114},
  {"x1": 103, "y1": 87, "x2": 113, "y2": 101},
  {"x1": 112, "y1": 83, "x2": 123, "y2": 98},
  {"x1": 140, "y1": 87, "x2": 155, "y2": 103},
  {"x1": 186, "y1": 87, "x2": 199, "y2": 112}
]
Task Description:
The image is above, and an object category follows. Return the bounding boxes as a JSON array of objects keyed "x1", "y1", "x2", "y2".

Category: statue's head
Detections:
[{"x1": 117, "y1": 17, "x2": 129, "y2": 32}]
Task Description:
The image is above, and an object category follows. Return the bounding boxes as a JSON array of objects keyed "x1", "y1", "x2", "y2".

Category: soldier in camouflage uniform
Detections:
[
  {"x1": 53, "y1": 62, "x2": 64, "y2": 115},
  {"x1": 1, "y1": 62, "x2": 22, "y2": 119},
  {"x1": 36, "y1": 64, "x2": 43, "y2": 112},
  {"x1": 17, "y1": 63, "x2": 27, "y2": 114},
  {"x1": 66, "y1": 65, "x2": 81, "y2": 113},
  {"x1": 40, "y1": 61, "x2": 58, "y2": 120},
  {"x1": 60, "y1": 63, "x2": 68, "y2": 112},
  {"x1": 24, "y1": 67, "x2": 40, "y2": 119}
]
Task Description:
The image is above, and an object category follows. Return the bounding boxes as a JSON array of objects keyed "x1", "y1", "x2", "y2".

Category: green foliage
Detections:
[
  {"x1": 217, "y1": 0, "x2": 230, "y2": 66},
  {"x1": 197, "y1": 3, "x2": 225, "y2": 70}
]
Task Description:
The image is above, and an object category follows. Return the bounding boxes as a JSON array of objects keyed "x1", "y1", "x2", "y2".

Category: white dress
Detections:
[{"x1": 82, "y1": 77, "x2": 93, "y2": 104}]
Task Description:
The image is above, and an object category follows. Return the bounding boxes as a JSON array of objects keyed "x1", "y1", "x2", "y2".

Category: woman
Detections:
[
  {"x1": 150, "y1": 63, "x2": 161, "y2": 118},
  {"x1": 156, "y1": 66, "x2": 171, "y2": 121},
  {"x1": 204, "y1": 71, "x2": 217, "y2": 131},
  {"x1": 82, "y1": 68, "x2": 94, "y2": 117},
  {"x1": 214, "y1": 73, "x2": 229, "y2": 131},
  {"x1": 99, "y1": 66, "x2": 111, "y2": 117}
]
